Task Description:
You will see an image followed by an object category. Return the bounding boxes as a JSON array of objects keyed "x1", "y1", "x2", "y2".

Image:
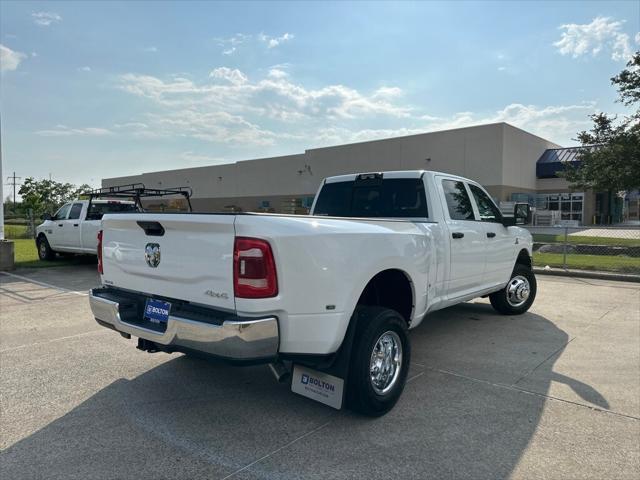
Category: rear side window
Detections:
[
  {"x1": 442, "y1": 180, "x2": 474, "y2": 220},
  {"x1": 68, "y1": 203, "x2": 83, "y2": 220},
  {"x1": 313, "y1": 178, "x2": 428, "y2": 218},
  {"x1": 87, "y1": 202, "x2": 139, "y2": 220}
]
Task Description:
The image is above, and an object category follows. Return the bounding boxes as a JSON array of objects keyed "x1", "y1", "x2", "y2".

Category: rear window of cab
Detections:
[{"x1": 313, "y1": 178, "x2": 428, "y2": 218}]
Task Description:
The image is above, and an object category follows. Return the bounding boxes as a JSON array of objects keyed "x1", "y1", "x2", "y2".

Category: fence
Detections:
[
  {"x1": 525, "y1": 225, "x2": 640, "y2": 275},
  {"x1": 3, "y1": 211, "x2": 37, "y2": 239},
  {"x1": 2, "y1": 211, "x2": 639, "y2": 275}
]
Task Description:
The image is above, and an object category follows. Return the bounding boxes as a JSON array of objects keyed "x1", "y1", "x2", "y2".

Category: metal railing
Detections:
[{"x1": 525, "y1": 225, "x2": 640, "y2": 275}]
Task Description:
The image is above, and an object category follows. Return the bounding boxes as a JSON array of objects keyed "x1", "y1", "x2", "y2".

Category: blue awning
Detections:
[{"x1": 536, "y1": 146, "x2": 600, "y2": 178}]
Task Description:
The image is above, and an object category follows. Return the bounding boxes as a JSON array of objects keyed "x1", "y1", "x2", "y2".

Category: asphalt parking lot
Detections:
[{"x1": 1, "y1": 265, "x2": 639, "y2": 479}]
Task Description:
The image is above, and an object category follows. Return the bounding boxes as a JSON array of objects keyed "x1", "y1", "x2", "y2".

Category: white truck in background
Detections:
[
  {"x1": 89, "y1": 170, "x2": 535, "y2": 416},
  {"x1": 35, "y1": 185, "x2": 192, "y2": 260},
  {"x1": 36, "y1": 199, "x2": 139, "y2": 260}
]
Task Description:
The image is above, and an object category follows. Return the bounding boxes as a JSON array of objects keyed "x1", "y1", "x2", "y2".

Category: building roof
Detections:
[{"x1": 536, "y1": 145, "x2": 600, "y2": 179}]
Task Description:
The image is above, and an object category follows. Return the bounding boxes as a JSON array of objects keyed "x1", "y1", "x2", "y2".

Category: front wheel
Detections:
[
  {"x1": 489, "y1": 263, "x2": 537, "y2": 315},
  {"x1": 36, "y1": 236, "x2": 56, "y2": 261},
  {"x1": 346, "y1": 306, "x2": 411, "y2": 417}
]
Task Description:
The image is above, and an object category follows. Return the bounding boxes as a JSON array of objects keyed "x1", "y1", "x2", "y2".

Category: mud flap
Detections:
[{"x1": 291, "y1": 364, "x2": 345, "y2": 410}]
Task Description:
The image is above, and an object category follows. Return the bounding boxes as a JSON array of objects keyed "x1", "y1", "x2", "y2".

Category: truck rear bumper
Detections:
[{"x1": 89, "y1": 288, "x2": 279, "y2": 362}]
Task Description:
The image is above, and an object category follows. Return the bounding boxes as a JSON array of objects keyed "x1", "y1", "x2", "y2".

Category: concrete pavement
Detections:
[{"x1": 1, "y1": 265, "x2": 638, "y2": 479}]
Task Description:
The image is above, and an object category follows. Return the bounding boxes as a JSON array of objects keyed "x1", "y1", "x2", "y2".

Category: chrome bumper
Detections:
[{"x1": 89, "y1": 289, "x2": 279, "y2": 361}]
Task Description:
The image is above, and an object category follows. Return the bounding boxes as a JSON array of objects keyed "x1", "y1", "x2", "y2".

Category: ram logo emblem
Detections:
[{"x1": 144, "y1": 243, "x2": 161, "y2": 268}]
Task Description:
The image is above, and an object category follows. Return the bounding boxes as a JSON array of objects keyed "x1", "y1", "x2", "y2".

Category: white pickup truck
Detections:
[
  {"x1": 90, "y1": 170, "x2": 535, "y2": 416},
  {"x1": 36, "y1": 199, "x2": 138, "y2": 260},
  {"x1": 36, "y1": 185, "x2": 192, "y2": 260}
]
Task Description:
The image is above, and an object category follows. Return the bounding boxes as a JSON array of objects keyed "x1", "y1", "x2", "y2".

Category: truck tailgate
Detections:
[{"x1": 100, "y1": 214, "x2": 236, "y2": 312}]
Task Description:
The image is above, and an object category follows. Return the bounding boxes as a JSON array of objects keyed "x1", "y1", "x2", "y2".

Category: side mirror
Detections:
[
  {"x1": 502, "y1": 216, "x2": 516, "y2": 227},
  {"x1": 514, "y1": 203, "x2": 531, "y2": 225},
  {"x1": 43, "y1": 213, "x2": 52, "y2": 221}
]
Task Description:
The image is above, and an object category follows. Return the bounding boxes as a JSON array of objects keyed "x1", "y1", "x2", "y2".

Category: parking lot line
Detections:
[
  {"x1": 0, "y1": 271, "x2": 89, "y2": 296},
  {"x1": 220, "y1": 417, "x2": 336, "y2": 480},
  {"x1": 0, "y1": 329, "x2": 110, "y2": 354},
  {"x1": 425, "y1": 366, "x2": 640, "y2": 421}
]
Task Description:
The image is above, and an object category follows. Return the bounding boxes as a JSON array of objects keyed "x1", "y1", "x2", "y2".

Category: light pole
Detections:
[
  {"x1": 0, "y1": 113, "x2": 4, "y2": 241},
  {"x1": 0, "y1": 112, "x2": 15, "y2": 271}
]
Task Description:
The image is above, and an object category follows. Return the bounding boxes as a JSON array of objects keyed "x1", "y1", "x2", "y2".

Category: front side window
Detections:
[
  {"x1": 53, "y1": 203, "x2": 71, "y2": 221},
  {"x1": 442, "y1": 180, "x2": 474, "y2": 220},
  {"x1": 68, "y1": 203, "x2": 83, "y2": 220},
  {"x1": 469, "y1": 184, "x2": 502, "y2": 222}
]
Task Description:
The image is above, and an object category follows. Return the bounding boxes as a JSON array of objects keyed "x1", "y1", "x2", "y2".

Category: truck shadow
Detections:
[{"x1": 1, "y1": 303, "x2": 608, "y2": 479}]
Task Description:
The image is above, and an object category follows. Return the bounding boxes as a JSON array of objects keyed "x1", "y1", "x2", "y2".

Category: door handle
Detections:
[
  {"x1": 486, "y1": 232, "x2": 496, "y2": 238},
  {"x1": 452, "y1": 232, "x2": 464, "y2": 239},
  {"x1": 73, "y1": 224, "x2": 79, "y2": 227},
  {"x1": 58, "y1": 224, "x2": 63, "y2": 227}
]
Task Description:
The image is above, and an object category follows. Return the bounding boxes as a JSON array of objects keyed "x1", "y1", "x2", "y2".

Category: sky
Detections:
[{"x1": 1, "y1": 1, "x2": 639, "y2": 188}]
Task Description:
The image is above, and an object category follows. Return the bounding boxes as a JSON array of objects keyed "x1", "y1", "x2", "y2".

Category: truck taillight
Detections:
[
  {"x1": 97, "y1": 230, "x2": 104, "y2": 274},
  {"x1": 233, "y1": 237, "x2": 278, "y2": 298}
]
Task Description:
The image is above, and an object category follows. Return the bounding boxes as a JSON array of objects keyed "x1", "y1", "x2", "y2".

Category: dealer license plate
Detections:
[{"x1": 144, "y1": 298, "x2": 171, "y2": 324}]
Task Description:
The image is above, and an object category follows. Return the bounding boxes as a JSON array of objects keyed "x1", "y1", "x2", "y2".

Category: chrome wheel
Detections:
[
  {"x1": 369, "y1": 330, "x2": 403, "y2": 395},
  {"x1": 39, "y1": 241, "x2": 47, "y2": 258},
  {"x1": 506, "y1": 275, "x2": 530, "y2": 307}
]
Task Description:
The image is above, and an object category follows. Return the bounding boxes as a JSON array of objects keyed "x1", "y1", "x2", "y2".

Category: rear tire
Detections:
[
  {"x1": 489, "y1": 263, "x2": 536, "y2": 315},
  {"x1": 346, "y1": 306, "x2": 410, "y2": 417},
  {"x1": 36, "y1": 236, "x2": 56, "y2": 261}
]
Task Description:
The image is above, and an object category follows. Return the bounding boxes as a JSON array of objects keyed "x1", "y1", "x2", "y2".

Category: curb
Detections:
[{"x1": 533, "y1": 267, "x2": 640, "y2": 283}]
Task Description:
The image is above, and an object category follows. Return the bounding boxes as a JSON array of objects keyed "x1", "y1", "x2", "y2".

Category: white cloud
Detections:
[
  {"x1": 114, "y1": 67, "x2": 594, "y2": 148},
  {"x1": 214, "y1": 33, "x2": 250, "y2": 55},
  {"x1": 32, "y1": 11, "x2": 62, "y2": 27},
  {"x1": 142, "y1": 46, "x2": 158, "y2": 53},
  {"x1": 180, "y1": 151, "x2": 225, "y2": 165},
  {"x1": 267, "y1": 68, "x2": 289, "y2": 79},
  {"x1": 214, "y1": 32, "x2": 293, "y2": 54},
  {"x1": 310, "y1": 102, "x2": 594, "y2": 148},
  {"x1": 78, "y1": 66, "x2": 91, "y2": 72},
  {"x1": 259, "y1": 32, "x2": 294, "y2": 49},
  {"x1": 114, "y1": 69, "x2": 412, "y2": 146},
  {"x1": 118, "y1": 69, "x2": 411, "y2": 119},
  {"x1": 636, "y1": 32, "x2": 640, "y2": 45},
  {"x1": 481, "y1": 102, "x2": 595, "y2": 140},
  {"x1": 209, "y1": 67, "x2": 248, "y2": 85},
  {"x1": 0, "y1": 44, "x2": 26, "y2": 72},
  {"x1": 554, "y1": 16, "x2": 635, "y2": 61},
  {"x1": 36, "y1": 125, "x2": 113, "y2": 136}
]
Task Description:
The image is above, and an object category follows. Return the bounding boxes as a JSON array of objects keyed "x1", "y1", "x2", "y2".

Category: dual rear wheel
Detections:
[
  {"x1": 346, "y1": 264, "x2": 536, "y2": 416},
  {"x1": 347, "y1": 306, "x2": 411, "y2": 417}
]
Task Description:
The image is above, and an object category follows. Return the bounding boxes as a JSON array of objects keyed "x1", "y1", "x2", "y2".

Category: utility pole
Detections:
[{"x1": 5, "y1": 171, "x2": 21, "y2": 214}]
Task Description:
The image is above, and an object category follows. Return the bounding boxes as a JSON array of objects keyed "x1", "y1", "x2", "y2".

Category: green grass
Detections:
[
  {"x1": 7, "y1": 235, "x2": 638, "y2": 274},
  {"x1": 11, "y1": 238, "x2": 96, "y2": 269},
  {"x1": 532, "y1": 233, "x2": 640, "y2": 247},
  {"x1": 533, "y1": 251, "x2": 640, "y2": 273},
  {"x1": 3, "y1": 224, "x2": 29, "y2": 239}
]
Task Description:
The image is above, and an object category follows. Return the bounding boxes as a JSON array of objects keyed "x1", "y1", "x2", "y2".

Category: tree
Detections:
[
  {"x1": 18, "y1": 178, "x2": 92, "y2": 216},
  {"x1": 564, "y1": 52, "x2": 640, "y2": 193}
]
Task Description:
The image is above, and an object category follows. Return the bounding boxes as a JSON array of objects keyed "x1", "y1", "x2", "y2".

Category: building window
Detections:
[{"x1": 536, "y1": 192, "x2": 584, "y2": 223}]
